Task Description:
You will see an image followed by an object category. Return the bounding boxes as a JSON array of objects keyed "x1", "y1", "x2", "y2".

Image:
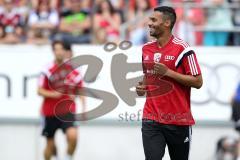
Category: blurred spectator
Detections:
[
  {"x1": 173, "y1": 0, "x2": 205, "y2": 46},
  {"x1": 0, "y1": 0, "x2": 25, "y2": 44},
  {"x1": 31, "y1": 0, "x2": 59, "y2": 10},
  {"x1": 0, "y1": 0, "x2": 3, "y2": 22},
  {"x1": 95, "y1": 0, "x2": 125, "y2": 11},
  {"x1": 231, "y1": 82, "x2": 240, "y2": 160},
  {"x1": 56, "y1": 0, "x2": 91, "y2": 44},
  {"x1": 108, "y1": 0, "x2": 125, "y2": 22},
  {"x1": 27, "y1": 0, "x2": 59, "y2": 44},
  {"x1": 229, "y1": 0, "x2": 240, "y2": 46},
  {"x1": 204, "y1": 0, "x2": 233, "y2": 46},
  {"x1": 93, "y1": 27, "x2": 107, "y2": 44},
  {"x1": 215, "y1": 136, "x2": 238, "y2": 160},
  {"x1": 108, "y1": 0, "x2": 125, "y2": 9},
  {"x1": 81, "y1": 0, "x2": 93, "y2": 13},
  {"x1": 14, "y1": 0, "x2": 30, "y2": 22},
  {"x1": 129, "y1": 0, "x2": 158, "y2": 9},
  {"x1": 127, "y1": 0, "x2": 151, "y2": 45},
  {"x1": 61, "y1": 0, "x2": 71, "y2": 13},
  {"x1": 0, "y1": 0, "x2": 239, "y2": 45},
  {"x1": 93, "y1": 0, "x2": 121, "y2": 44}
]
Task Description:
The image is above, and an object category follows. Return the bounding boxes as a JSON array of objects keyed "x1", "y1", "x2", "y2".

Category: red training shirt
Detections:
[
  {"x1": 38, "y1": 62, "x2": 83, "y2": 117},
  {"x1": 142, "y1": 36, "x2": 201, "y2": 125}
]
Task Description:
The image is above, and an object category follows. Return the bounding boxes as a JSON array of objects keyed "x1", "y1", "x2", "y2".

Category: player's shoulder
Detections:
[
  {"x1": 43, "y1": 61, "x2": 56, "y2": 71},
  {"x1": 67, "y1": 68, "x2": 83, "y2": 84},
  {"x1": 142, "y1": 40, "x2": 157, "y2": 50},
  {"x1": 171, "y1": 36, "x2": 190, "y2": 49},
  {"x1": 171, "y1": 36, "x2": 195, "y2": 56},
  {"x1": 41, "y1": 61, "x2": 56, "y2": 77}
]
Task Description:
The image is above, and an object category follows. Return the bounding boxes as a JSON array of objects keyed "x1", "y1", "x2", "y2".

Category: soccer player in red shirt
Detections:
[
  {"x1": 38, "y1": 40, "x2": 85, "y2": 160},
  {"x1": 136, "y1": 6, "x2": 203, "y2": 160}
]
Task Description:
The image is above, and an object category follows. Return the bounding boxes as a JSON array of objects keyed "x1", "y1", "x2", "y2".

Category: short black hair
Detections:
[
  {"x1": 63, "y1": 42, "x2": 72, "y2": 51},
  {"x1": 51, "y1": 40, "x2": 64, "y2": 50},
  {"x1": 154, "y1": 6, "x2": 176, "y2": 30}
]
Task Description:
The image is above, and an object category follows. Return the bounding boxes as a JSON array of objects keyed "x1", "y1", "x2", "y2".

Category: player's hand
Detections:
[
  {"x1": 136, "y1": 81, "x2": 146, "y2": 96},
  {"x1": 153, "y1": 63, "x2": 168, "y2": 76},
  {"x1": 50, "y1": 91, "x2": 62, "y2": 99}
]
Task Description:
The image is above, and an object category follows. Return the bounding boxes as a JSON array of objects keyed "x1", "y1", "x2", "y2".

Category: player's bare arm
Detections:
[
  {"x1": 154, "y1": 62, "x2": 203, "y2": 89},
  {"x1": 37, "y1": 87, "x2": 62, "y2": 98},
  {"x1": 79, "y1": 89, "x2": 86, "y2": 112}
]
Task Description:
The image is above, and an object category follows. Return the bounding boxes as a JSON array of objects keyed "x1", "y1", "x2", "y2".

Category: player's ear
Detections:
[{"x1": 164, "y1": 19, "x2": 171, "y2": 28}]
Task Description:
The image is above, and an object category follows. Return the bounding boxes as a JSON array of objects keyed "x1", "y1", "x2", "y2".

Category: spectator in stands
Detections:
[
  {"x1": 81, "y1": 0, "x2": 93, "y2": 13},
  {"x1": 15, "y1": 0, "x2": 29, "y2": 22},
  {"x1": 173, "y1": 0, "x2": 205, "y2": 46},
  {"x1": 95, "y1": 0, "x2": 125, "y2": 12},
  {"x1": 56, "y1": 0, "x2": 91, "y2": 44},
  {"x1": 0, "y1": 0, "x2": 25, "y2": 44},
  {"x1": 129, "y1": 0, "x2": 158, "y2": 9},
  {"x1": 127, "y1": 0, "x2": 151, "y2": 45},
  {"x1": 93, "y1": 27, "x2": 107, "y2": 44},
  {"x1": 215, "y1": 136, "x2": 238, "y2": 160},
  {"x1": 231, "y1": 82, "x2": 240, "y2": 160},
  {"x1": 93, "y1": 0, "x2": 121, "y2": 43},
  {"x1": 107, "y1": 0, "x2": 125, "y2": 22},
  {"x1": 107, "y1": 0, "x2": 125, "y2": 10},
  {"x1": 60, "y1": 0, "x2": 71, "y2": 13},
  {"x1": 31, "y1": 0, "x2": 59, "y2": 10},
  {"x1": 27, "y1": 0, "x2": 59, "y2": 44},
  {"x1": 204, "y1": 0, "x2": 233, "y2": 46},
  {"x1": 229, "y1": 0, "x2": 240, "y2": 46}
]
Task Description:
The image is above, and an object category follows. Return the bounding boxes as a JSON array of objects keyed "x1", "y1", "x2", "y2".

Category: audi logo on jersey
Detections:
[{"x1": 164, "y1": 55, "x2": 175, "y2": 61}]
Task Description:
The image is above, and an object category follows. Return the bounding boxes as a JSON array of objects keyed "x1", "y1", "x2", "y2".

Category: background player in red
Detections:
[
  {"x1": 38, "y1": 40, "x2": 85, "y2": 160},
  {"x1": 136, "y1": 6, "x2": 203, "y2": 160}
]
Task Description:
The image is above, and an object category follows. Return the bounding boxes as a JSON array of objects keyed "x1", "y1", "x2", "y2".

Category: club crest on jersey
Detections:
[{"x1": 154, "y1": 53, "x2": 162, "y2": 62}]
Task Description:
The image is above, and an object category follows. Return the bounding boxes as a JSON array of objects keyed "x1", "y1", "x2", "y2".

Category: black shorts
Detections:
[
  {"x1": 42, "y1": 113, "x2": 77, "y2": 138},
  {"x1": 142, "y1": 119, "x2": 192, "y2": 160}
]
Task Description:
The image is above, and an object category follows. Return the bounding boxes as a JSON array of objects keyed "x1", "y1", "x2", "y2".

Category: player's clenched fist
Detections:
[
  {"x1": 136, "y1": 81, "x2": 146, "y2": 96},
  {"x1": 154, "y1": 62, "x2": 168, "y2": 76},
  {"x1": 49, "y1": 91, "x2": 62, "y2": 99}
]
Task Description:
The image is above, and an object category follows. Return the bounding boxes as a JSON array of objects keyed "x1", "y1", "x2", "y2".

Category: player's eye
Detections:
[{"x1": 150, "y1": 18, "x2": 156, "y2": 22}]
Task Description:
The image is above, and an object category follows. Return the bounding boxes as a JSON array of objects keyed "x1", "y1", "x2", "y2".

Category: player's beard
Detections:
[
  {"x1": 55, "y1": 57, "x2": 64, "y2": 64},
  {"x1": 149, "y1": 27, "x2": 156, "y2": 37},
  {"x1": 149, "y1": 28, "x2": 162, "y2": 39}
]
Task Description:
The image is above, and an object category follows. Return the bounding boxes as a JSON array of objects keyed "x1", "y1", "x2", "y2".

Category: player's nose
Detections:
[
  {"x1": 148, "y1": 20, "x2": 153, "y2": 27},
  {"x1": 148, "y1": 22, "x2": 153, "y2": 28}
]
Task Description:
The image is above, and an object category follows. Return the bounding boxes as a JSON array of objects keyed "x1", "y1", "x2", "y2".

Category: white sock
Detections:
[
  {"x1": 52, "y1": 157, "x2": 59, "y2": 160},
  {"x1": 65, "y1": 154, "x2": 73, "y2": 160},
  {"x1": 237, "y1": 157, "x2": 240, "y2": 160}
]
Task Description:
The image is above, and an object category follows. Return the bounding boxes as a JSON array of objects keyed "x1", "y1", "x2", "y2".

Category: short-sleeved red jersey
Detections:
[
  {"x1": 142, "y1": 36, "x2": 201, "y2": 125},
  {"x1": 38, "y1": 62, "x2": 83, "y2": 117},
  {"x1": 0, "y1": 9, "x2": 21, "y2": 27}
]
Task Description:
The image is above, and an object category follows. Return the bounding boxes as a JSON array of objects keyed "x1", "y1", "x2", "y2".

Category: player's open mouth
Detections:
[{"x1": 149, "y1": 28, "x2": 155, "y2": 33}]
